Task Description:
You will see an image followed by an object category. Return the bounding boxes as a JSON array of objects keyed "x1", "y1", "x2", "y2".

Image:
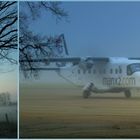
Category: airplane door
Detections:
[{"x1": 72, "y1": 67, "x2": 83, "y2": 85}]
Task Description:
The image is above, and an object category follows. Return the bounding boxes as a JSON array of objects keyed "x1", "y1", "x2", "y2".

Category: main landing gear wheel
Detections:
[
  {"x1": 83, "y1": 90, "x2": 91, "y2": 98},
  {"x1": 83, "y1": 83, "x2": 94, "y2": 98},
  {"x1": 124, "y1": 90, "x2": 131, "y2": 98}
]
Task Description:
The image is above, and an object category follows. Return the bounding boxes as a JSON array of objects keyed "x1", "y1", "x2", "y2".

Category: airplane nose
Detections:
[
  {"x1": 134, "y1": 72, "x2": 140, "y2": 77},
  {"x1": 138, "y1": 73, "x2": 140, "y2": 80}
]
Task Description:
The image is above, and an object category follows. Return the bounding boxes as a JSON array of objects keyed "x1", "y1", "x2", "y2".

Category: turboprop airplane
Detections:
[
  {"x1": 20, "y1": 35, "x2": 140, "y2": 98},
  {"x1": 21, "y1": 57, "x2": 140, "y2": 98}
]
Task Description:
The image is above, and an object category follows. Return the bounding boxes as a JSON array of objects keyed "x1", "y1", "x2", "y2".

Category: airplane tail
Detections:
[
  {"x1": 54, "y1": 34, "x2": 69, "y2": 67},
  {"x1": 54, "y1": 34, "x2": 69, "y2": 57}
]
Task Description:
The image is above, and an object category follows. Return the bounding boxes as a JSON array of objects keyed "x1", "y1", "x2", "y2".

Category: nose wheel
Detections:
[{"x1": 124, "y1": 90, "x2": 131, "y2": 98}]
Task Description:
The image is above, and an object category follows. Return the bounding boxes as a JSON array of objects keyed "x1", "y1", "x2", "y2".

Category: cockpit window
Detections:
[{"x1": 127, "y1": 63, "x2": 140, "y2": 75}]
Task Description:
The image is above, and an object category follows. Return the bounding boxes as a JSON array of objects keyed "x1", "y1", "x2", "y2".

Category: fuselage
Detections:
[{"x1": 57, "y1": 57, "x2": 140, "y2": 92}]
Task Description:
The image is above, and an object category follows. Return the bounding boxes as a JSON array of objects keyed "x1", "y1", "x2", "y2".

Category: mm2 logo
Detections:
[{"x1": 103, "y1": 77, "x2": 136, "y2": 86}]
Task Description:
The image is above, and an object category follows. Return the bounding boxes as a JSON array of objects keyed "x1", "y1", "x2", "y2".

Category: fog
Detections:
[
  {"x1": 21, "y1": 71, "x2": 68, "y2": 85},
  {"x1": 0, "y1": 68, "x2": 17, "y2": 103},
  {"x1": 0, "y1": 105, "x2": 17, "y2": 123}
]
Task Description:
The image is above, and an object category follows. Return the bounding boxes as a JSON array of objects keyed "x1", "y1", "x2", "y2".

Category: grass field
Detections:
[
  {"x1": 0, "y1": 105, "x2": 17, "y2": 138},
  {"x1": 20, "y1": 84, "x2": 140, "y2": 138},
  {"x1": 0, "y1": 122, "x2": 17, "y2": 138}
]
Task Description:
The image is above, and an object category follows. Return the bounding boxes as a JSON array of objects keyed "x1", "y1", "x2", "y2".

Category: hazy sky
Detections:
[
  {"x1": 20, "y1": 1, "x2": 140, "y2": 83},
  {"x1": 0, "y1": 62, "x2": 17, "y2": 100},
  {"x1": 26, "y1": 1, "x2": 140, "y2": 57}
]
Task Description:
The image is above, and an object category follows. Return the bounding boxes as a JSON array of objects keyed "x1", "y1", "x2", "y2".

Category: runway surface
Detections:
[{"x1": 20, "y1": 84, "x2": 140, "y2": 138}]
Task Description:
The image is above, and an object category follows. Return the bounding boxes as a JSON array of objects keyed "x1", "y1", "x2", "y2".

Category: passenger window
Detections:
[
  {"x1": 119, "y1": 68, "x2": 122, "y2": 74},
  {"x1": 103, "y1": 69, "x2": 106, "y2": 74},
  {"x1": 88, "y1": 69, "x2": 91, "y2": 74},
  {"x1": 93, "y1": 69, "x2": 96, "y2": 74},
  {"x1": 78, "y1": 69, "x2": 80, "y2": 74},
  {"x1": 115, "y1": 69, "x2": 118, "y2": 74},
  {"x1": 83, "y1": 69, "x2": 86, "y2": 74},
  {"x1": 110, "y1": 69, "x2": 113, "y2": 74}
]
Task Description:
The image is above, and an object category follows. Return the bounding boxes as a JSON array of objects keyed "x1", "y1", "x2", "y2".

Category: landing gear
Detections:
[
  {"x1": 83, "y1": 82, "x2": 94, "y2": 98},
  {"x1": 124, "y1": 90, "x2": 131, "y2": 98},
  {"x1": 83, "y1": 90, "x2": 91, "y2": 98}
]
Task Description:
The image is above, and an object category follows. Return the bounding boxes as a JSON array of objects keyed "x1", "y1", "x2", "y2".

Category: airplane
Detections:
[{"x1": 20, "y1": 35, "x2": 140, "y2": 98}]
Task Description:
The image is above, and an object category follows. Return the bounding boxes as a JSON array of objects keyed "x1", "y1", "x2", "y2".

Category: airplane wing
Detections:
[
  {"x1": 129, "y1": 58, "x2": 140, "y2": 60},
  {"x1": 20, "y1": 57, "x2": 110, "y2": 63},
  {"x1": 24, "y1": 67, "x2": 60, "y2": 71},
  {"x1": 85, "y1": 57, "x2": 109, "y2": 62},
  {"x1": 20, "y1": 57, "x2": 81, "y2": 63},
  {"x1": 20, "y1": 57, "x2": 110, "y2": 71}
]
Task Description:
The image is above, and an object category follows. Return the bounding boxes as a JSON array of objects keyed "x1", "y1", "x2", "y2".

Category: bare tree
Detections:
[
  {"x1": 19, "y1": 2, "x2": 68, "y2": 78},
  {"x1": 0, "y1": 1, "x2": 17, "y2": 64}
]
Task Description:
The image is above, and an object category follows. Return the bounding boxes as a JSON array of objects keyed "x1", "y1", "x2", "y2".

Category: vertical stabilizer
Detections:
[{"x1": 56, "y1": 34, "x2": 69, "y2": 56}]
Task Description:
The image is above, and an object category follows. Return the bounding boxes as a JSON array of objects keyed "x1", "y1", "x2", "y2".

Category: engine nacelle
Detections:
[{"x1": 78, "y1": 58, "x2": 94, "y2": 70}]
